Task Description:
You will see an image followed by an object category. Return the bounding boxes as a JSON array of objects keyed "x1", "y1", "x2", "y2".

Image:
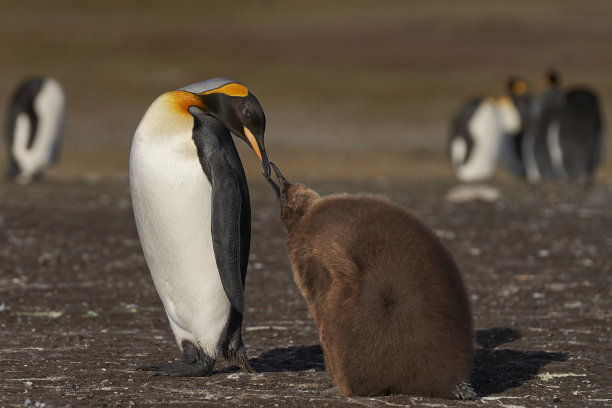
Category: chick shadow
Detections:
[
  {"x1": 472, "y1": 328, "x2": 568, "y2": 396},
  {"x1": 228, "y1": 329, "x2": 566, "y2": 397}
]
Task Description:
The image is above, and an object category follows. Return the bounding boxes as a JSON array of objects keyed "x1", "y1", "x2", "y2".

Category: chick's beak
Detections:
[{"x1": 243, "y1": 126, "x2": 271, "y2": 179}]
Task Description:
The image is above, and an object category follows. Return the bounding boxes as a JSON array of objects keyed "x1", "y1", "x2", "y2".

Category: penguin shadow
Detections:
[
  {"x1": 217, "y1": 345, "x2": 325, "y2": 374},
  {"x1": 471, "y1": 328, "x2": 568, "y2": 396},
  {"x1": 249, "y1": 345, "x2": 325, "y2": 373}
]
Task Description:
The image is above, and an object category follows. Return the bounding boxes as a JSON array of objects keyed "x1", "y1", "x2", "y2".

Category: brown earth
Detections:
[
  {"x1": 0, "y1": 177, "x2": 610, "y2": 407},
  {"x1": 1, "y1": 2, "x2": 611, "y2": 407}
]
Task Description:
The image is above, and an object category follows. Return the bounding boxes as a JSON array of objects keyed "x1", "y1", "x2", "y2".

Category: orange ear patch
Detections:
[
  {"x1": 511, "y1": 80, "x2": 529, "y2": 96},
  {"x1": 166, "y1": 91, "x2": 206, "y2": 115},
  {"x1": 201, "y1": 83, "x2": 249, "y2": 97}
]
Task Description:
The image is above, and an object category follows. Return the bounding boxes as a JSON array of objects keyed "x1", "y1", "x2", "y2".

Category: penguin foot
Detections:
[
  {"x1": 223, "y1": 345, "x2": 256, "y2": 374},
  {"x1": 138, "y1": 341, "x2": 215, "y2": 377},
  {"x1": 452, "y1": 382, "x2": 476, "y2": 400}
]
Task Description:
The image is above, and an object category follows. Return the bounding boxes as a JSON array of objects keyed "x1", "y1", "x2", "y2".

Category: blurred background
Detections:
[{"x1": 1, "y1": 0, "x2": 611, "y2": 182}]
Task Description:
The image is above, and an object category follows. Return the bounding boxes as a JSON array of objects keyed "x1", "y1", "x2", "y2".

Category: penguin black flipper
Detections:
[
  {"x1": 191, "y1": 112, "x2": 248, "y2": 315},
  {"x1": 210, "y1": 163, "x2": 246, "y2": 314},
  {"x1": 192, "y1": 112, "x2": 254, "y2": 373},
  {"x1": 210, "y1": 164, "x2": 255, "y2": 373}
]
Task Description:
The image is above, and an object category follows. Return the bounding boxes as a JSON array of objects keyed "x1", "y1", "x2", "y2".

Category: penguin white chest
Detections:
[
  {"x1": 455, "y1": 100, "x2": 503, "y2": 182},
  {"x1": 129, "y1": 127, "x2": 231, "y2": 353}
]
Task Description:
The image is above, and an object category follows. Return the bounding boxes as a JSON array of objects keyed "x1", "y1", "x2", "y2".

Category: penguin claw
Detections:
[
  {"x1": 237, "y1": 357, "x2": 256, "y2": 374},
  {"x1": 223, "y1": 347, "x2": 256, "y2": 374}
]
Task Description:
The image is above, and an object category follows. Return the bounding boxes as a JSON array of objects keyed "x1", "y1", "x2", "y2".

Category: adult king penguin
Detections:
[
  {"x1": 129, "y1": 77, "x2": 270, "y2": 377},
  {"x1": 523, "y1": 69, "x2": 604, "y2": 183},
  {"x1": 523, "y1": 69, "x2": 565, "y2": 182},
  {"x1": 499, "y1": 77, "x2": 531, "y2": 178},
  {"x1": 5, "y1": 77, "x2": 66, "y2": 183},
  {"x1": 448, "y1": 77, "x2": 529, "y2": 182}
]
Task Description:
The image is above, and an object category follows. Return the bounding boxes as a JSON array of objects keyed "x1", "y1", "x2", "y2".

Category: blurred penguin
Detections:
[
  {"x1": 448, "y1": 77, "x2": 530, "y2": 183},
  {"x1": 499, "y1": 77, "x2": 531, "y2": 178},
  {"x1": 523, "y1": 69, "x2": 604, "y2": 183},
  {"x1": 5, "y1": 77, "x2": 66, "y2": 183},
  {"x1": 522, "y1": 69, "x2": 564, "y2": 182}
]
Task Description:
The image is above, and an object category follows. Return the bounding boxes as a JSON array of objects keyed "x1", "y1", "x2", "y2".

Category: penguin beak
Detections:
[
  {"x1": 267, "y1": 162, "x2": 287, "y2": 204},
  {"x1": 243, "y1": 126, "x2": 271, "y2": 180}
]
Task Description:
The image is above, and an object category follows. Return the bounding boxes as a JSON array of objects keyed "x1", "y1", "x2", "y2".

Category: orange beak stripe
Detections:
[{"x1": 244, "y1": 126, "x2": 263, "y2": 161}]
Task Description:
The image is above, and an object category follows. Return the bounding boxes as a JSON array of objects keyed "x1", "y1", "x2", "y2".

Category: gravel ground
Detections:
[{"x1": 0, "y1": 178, "x2": 610, "y2": 407}]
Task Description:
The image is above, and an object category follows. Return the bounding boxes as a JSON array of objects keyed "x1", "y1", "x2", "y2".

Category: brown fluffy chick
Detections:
[{"x1": 266, "y1": 163, "x2": 475, "y2": 399}]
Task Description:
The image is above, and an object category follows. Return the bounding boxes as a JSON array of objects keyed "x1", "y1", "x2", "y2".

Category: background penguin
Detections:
[
  {"x1": 266, "y1": 162, "x2": 475, "y2": 399},
  {"x1": 129, "y1": 77, "x2": 270, "y2": 377},
  {"x1": 448, "y1": 77, "x2": 529, "y2": 183},
  {"x1": 499, "y1": 77, "x2": 531, "y2": 178},
  {"x1": 4, "y1": 76, "x2": 66, "y2": 183},
  {"x1": 448, "y1": 97, "x2": 503, "y2": 182},
  {"x1": 523, "y1": 70, "x2": 604, "y2": 183},
  {"x1": 555, "y1": 86, "x2": 604, "y2": 181},
  {"x1": 523, "y1": 69, "x2": 564, "y2": 182}
]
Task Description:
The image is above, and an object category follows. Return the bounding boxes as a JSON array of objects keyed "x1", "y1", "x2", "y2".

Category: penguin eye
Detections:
[{"x1": 244, "y1": 110, "x2": 252, "y2": 121}]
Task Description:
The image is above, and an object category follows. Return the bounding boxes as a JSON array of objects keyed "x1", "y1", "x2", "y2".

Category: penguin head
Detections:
[
  {"x1": 505, "y1": 76, "x2": 530, "y2": 99},
  {"x1": 542, "y1": 69, "x2": 561, "y2": 89},
  {"x1": 200, "y1": 85, "x2": 269, "y2": 177},
  {"x1": 176, "y1": 80, "x2": 270, "y2": 179},
  {"x1": 266, "y1": 162, "x2": 319, "y2": 232},
  {"x1": 503, "y1": 76, "x2": 530, "y2": 132}
]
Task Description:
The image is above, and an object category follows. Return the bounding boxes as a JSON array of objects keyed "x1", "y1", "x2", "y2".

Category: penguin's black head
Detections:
[
  {"x1": 505, "y1": 76, "x2": 530, "y2": 99},
  {"x1": 198, "y1": 83, "x2": 270, "y2": 179},
  {"x1": 505, "y1": 76, "x2": 530, "y2": 128},
  {"x1": 543, "y1": 69, "x2": 561, "y2": 89}
]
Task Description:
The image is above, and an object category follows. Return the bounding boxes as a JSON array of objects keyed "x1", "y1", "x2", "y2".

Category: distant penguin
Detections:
[
  {"x1": 130, "y1": 78, "x2": 270, "y2": 376},
  {"x1": 448, "y1": 77, "x2": 529, "y2": 182},
  {"x1": 5, "y1": 77, "x2": 66, "y2": 183},
  {"x1": 266, "y1": 163, "x2": 475, "y2": 399},
  {"x1": 554, "y1": 87, "x2": 604, "y2": 181},
  {"x1": 448, "y1": 97, "x2": 502, "y2": 182},
  {"x1": 523, "y1": 70, "x2": 604, "y2": 183},
  {"x1": 523, "y1": 69, "x2": 564, "y2": 182},
  {"x1": 499, "y1": 77, "x2": 530, "y2": 178}
]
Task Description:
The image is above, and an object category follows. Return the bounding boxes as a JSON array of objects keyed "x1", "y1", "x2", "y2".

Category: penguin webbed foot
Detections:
[
  {"x1": 452, "y1": 382, "x2": 476, "y2": 400},
  {"x1": 137, "y1": 341, "x2": 215, "y2": 377}
]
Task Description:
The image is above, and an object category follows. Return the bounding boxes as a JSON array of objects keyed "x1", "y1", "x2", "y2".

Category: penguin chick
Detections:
[{"x1": 266, "y1": 163, "x2": 475, "y2": 398}]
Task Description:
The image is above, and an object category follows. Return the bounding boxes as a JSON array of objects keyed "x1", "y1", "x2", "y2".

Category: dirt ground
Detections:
[
  {"x1": 1, "y1": 2, "x2": 611, "y2": 406},
  {"x1": 0, "y1": 176, "x2": 610, "y2": 407}
]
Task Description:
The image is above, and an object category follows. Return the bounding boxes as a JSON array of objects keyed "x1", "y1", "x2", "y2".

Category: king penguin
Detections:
[
  {"x1": 523, "y1": 69, "x2": 604, "y2": 183},
  {"x1": 499, "y1": 77, "x2": 531, "y2": 178},
  {"x1": 448, "y1": 77, "x2": 529, "y2": 183},
  {"x1": 5, "y1": 76, "x2": 66, "y2": 183},
  {"x1": 129, "y1": 77, "x2": 270, "y2": 377},
  {"x1": 523, "y1": 69, "x2": 565, "y2": 182}
]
